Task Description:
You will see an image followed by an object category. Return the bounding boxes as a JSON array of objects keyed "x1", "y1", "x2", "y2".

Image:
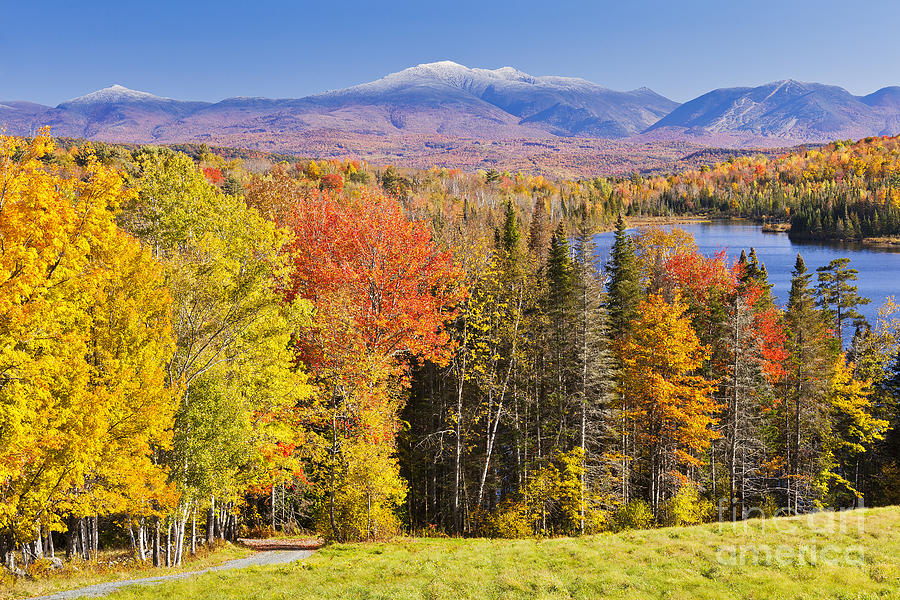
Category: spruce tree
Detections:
[
  {"x1": 572, "y1": 211, "x2": 616, "y2": 532},
  {"x1": 783, "y1": 254, "x2": 836, "y2": 511},
  {"x1": 815, "y1": 257, "x2": 871, "y2": 344},
  {"x1": 547, "y1": 223, "x2": 575, "y2": 307},
  {"x1": 528, "y1": 197, "x2": 552, "y2": 262},
  {"x1": 606, "y1": 214, "x2": 641, "y2": 339},
  {"x1": 499, "y1": 199, "x2": 521, "y2": 255}
]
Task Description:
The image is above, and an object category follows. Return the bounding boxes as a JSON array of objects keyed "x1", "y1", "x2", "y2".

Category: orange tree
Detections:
[
  {"x1": 616, "y1": 293, "x2": 719, "y2": 517},
  {"x1": 282, "y1": 189, "x2": 462, "y2": 540}
]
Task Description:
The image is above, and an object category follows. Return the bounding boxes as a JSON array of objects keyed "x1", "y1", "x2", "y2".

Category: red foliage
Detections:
[
  {"x1": 666, "y1": 251, "x2": 789, "y2": 387},
  {"x1": 665, "y1": 250, "x2": 735, "y2": 306},
  {"x1": 282, "y1": 190, "x2": 463, "y2": 373},
  {"x1": 202, "y1": 167, "x2": 224, "y2": 185},
  {"x1": 320, "y1": 173, "x2": 344, "y2": 192}
]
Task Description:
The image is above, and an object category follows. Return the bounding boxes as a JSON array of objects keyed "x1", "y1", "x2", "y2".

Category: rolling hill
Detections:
[{"x1": 3, "y1": 64, "x2": 900, "y2": 174}]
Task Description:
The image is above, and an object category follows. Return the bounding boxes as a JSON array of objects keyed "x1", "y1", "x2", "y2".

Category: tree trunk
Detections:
[
  {"x1": 476, "y1": 290, "x2": 523, "y2": 507},
  {"x1": 79, "y1": 517, "x2": 89, "y2": 561},
  {"x1": 329, "y1": 410, "x2": 340, "y2": 542},
  {"x1": 206, "y1": 497, "x2": 215, "y2": 546},
  {"x1": 165, "y1": 520, "x2": 172, "y2": 567},
  {"x1": 92, "y1": 516, "x2": 99, "y2": 559},
  {"x1": 191, "y1": 508, "x2": 197, "y2": 556},
  {"x1": 152, "y1": 519, "x2": 160, "y2": 567},
  {"x1": 138, "y1": 519, "x2": 146, "y2": 561}
]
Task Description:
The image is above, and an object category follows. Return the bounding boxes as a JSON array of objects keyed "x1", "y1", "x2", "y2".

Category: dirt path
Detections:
[{"x1": 31, "y1": 549, "x2": 313, "y2": 599}]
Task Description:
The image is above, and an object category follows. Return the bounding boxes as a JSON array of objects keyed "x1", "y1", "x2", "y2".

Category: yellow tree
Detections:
[
  {"x1": 617, "y1": 294, "x2": 719, "y2": 516},
  {"x1": 0, "y1": 134, "x2": 176, "y2": 564},
  {"x1": 73, "y1": 232, "x2": 177, "y2": 561},
  {"x1": 127, "y1": 149, "x2": 312, "y2": 560},
  {"x1": 823, "y1": 356, "x2": 889, "y2": 504}
]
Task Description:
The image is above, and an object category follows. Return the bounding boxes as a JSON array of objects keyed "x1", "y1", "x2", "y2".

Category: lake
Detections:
[{"x1": 593, "y1": 221, "x2": 900, "y2": 328}]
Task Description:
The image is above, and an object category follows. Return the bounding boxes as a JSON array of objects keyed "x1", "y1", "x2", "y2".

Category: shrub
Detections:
[
  {"x1": 348, "y1": 170, "x2": 370, "y2": 184},
  {"x1": 320, "y1": 173, "x2": 344, "y2": 192},
  {"x1": 478, "y1": 500, "x2": 532, "y2": 538},
  {"x1": 658, "y1": 485, "x2": 713, "y2": 527},
  {"x1": 610, "y1": 499, "x2": 653, "y2": 531}
]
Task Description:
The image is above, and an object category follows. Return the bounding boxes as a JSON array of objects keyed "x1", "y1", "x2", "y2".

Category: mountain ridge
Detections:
[{"x1": 2, "y1": 63, "x2": 899, "y2": 174}]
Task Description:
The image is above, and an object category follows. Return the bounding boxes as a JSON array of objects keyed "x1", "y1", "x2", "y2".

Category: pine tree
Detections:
[
  {"x1": 782, "y1": 254, "x2": 837, "y2": 511},
  {"x1": 606, "y1": 214, "x2": 641, "y2": 339},
  {"x1": 815, "y1": 258, "x2": 871, "y2": 345},
  {"x1": 571, "y1": 212, "x2": 616, "y2": 532}
]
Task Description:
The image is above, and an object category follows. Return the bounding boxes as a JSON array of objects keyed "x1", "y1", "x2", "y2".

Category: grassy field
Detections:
[
  {"x1": 2, "y1": 543, "x2": 251, "y2": 600},
  {"x1": 101, "y1": 507, "x2": 900, "y2": 600}
]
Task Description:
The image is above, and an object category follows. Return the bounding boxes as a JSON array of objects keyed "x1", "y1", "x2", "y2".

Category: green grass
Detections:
[
  {"x1": 2, "y1": 543, "x2": 251, "y2": 600},
  {"x1": 108, "y1": 507, "x2": 900, "y2": 600}
]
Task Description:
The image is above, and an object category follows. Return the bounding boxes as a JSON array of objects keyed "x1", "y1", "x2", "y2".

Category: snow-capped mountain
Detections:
[
  {"x1": 646, "y1": 80, "x2": 900, "y2": 141},
  {"x1": 1, "y1": 84, "x2": 210, "y2": 140},
  {"x1": 59, "y1": 84, "x2": 175, "y2": 107},
  {"x1": 2, "y1": 64, "x2": 900, "y2": 163},
  {"x1": 0, "y1": 63, "x2": 679, "y2": 142},
  {"x1": 303, "y1": 61, "x2": 678, "y2": 137}
]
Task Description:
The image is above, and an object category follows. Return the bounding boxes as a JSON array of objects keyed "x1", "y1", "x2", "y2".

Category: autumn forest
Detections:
[{"x1": 3, "y1": 130, "x2": 900, "y2": 576}]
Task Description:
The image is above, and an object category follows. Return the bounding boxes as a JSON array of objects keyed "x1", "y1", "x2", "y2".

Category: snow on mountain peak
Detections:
[
  {"x1": 60, "y1": 84, "x2": 171, "y2": 107},
  {"x1": 321, "y1": 61, "x2": 599, "y2": 98}
]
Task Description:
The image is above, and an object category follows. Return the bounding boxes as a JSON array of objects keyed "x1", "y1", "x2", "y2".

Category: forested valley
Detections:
[{"x1": 2, "y1": 131, "x2": 900, "y2": 576}]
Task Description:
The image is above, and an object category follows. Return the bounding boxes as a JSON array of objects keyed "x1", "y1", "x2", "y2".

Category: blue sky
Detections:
[{"x1": 3, "y1": 0, "x2": 899, "y2": 105}]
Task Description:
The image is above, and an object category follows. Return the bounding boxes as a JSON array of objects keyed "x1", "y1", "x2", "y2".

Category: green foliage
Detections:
[
  {"x1": 609, "y1": 499, "x2": 654, "y2": 531},
  {"x1": 125, "y1": 147, "x2": 313, "y2": 507},
  {"x1": 606, "y1": 214, "x2": 641, "y2": 338},
  {"x1": 658, "y1": 486, "x2": 713, "y2": 527},
  {"x1": 816, "y1": 257, "x2": 871, "y2": 342}
]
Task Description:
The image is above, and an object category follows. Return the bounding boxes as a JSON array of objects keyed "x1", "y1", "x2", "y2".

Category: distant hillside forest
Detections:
[
  {"x1": 54, "y1": 133, "x2": 900, "y2": 243},
  {"x1": 3, "y1": 131, "x2": 900, "y2": 574}
]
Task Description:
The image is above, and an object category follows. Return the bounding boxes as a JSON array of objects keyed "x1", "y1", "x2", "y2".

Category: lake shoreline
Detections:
[
  {"x1": 604, "y1": 215, "x2": 712, "y2": 233},
  {"x1": 613, "y1": 217, "x2": 900, "y2": 250},
  {"x1": 591, "y1": 221, "x2": 898, "y2": 326}
]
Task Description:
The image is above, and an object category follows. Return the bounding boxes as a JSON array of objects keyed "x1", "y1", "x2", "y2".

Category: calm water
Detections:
[{"x1": 593, "y1": 222, "x2": 900, "y2": 326}]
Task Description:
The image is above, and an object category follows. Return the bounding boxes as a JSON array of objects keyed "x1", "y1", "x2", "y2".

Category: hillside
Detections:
[
  {"x1": 99, "y1": 507, "x2": 900, "y2": 600},
  {"x1": 1, "y1": 63, "x2": 677, "y2": 143},
  {"x1": 645, "y1": 79, "x2": 900, "y2": 144},
  {"x1": 3, "y1": 65, "x2": 899, "y2": 175}
]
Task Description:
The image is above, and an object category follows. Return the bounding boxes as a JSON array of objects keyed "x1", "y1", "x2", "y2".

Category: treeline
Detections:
[
  {"x1": 3, "y1": 130, "x2": 900, "y2": 576},
  {"x1": 0, "y1": 133, "x2": 459, "y2": 572},
  {"x1": 652, "y1": 136, "x2": 900, "y2": 242},
  {"x1": 43, "y1": 133, "x2": 900, "y2": 246},
  {"x1": 402, "y1": 210, "x2": 900, "y2": 536}
]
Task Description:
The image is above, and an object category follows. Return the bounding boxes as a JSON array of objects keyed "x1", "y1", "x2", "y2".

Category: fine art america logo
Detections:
[{"x1": 714, "y1": 501, "x2": 866, "y2": 567}]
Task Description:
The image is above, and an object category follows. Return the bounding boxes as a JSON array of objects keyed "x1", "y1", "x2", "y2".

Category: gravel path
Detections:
[{"x1": 31, "y1": 550, "x2": 313, "y2": 599}]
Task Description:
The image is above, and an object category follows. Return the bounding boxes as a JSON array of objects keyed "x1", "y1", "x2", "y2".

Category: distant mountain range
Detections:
[
  {"x1": 2, "y1": 61, "x2": 899, "y2": 174},
  {"x1": 645, "y1": 79, "x2": 900, "y2": 142}
]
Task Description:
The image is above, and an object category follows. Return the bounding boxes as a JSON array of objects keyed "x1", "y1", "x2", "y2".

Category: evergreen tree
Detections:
[
  {"x1": 815, "y1": 257, "x2": 871, "y2": 345},
  {"x1": 572, "y1": 212, "x2": 616, "y2": 532},
  {"x1": 782, "y1": 254, "x2": 836, "y2": 511},
  {"x1": 606, "y1": 214, "x2": 642, "y2": 339},
  {"x1": 546, "y1": 223, "x2": 578, "y2": 447},
  {"x1": 528, "y1": 198, "x2": 552, "y2": 260},
  {"x1": 499, "y1": 200, "x2": 521, "y2": 257}
]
